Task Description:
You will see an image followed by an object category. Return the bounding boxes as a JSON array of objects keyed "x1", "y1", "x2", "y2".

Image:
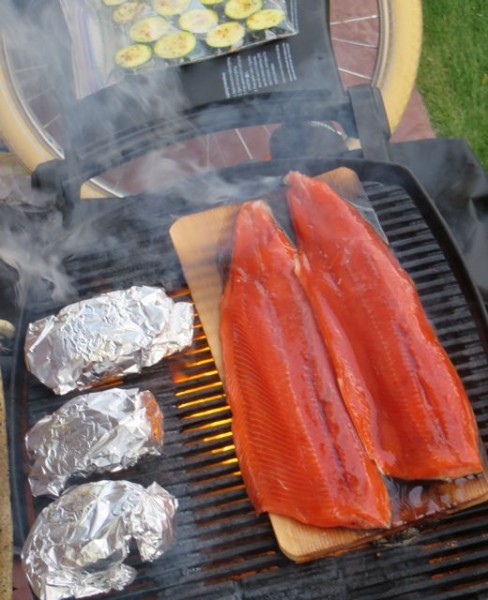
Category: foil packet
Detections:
[
  {"x1": 22, "y1": 480, "x2": 178, "y2": 600},
  {"x1": 24, "y1": 285, "x2": 194, "y2": 395},
  {"x1": 26, "y1": 387, "x2": 164, "y2": 497}
]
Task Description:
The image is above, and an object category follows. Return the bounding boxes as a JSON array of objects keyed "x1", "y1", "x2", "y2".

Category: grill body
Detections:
[{"x1": 5, "y1": 158, "x2": 488, "y2": 599}]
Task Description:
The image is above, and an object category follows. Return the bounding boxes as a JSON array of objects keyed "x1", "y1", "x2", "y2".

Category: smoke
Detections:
[
  {"x1": 0, "y1": 211, "x2": 77, "y2": 304},
  {"x1": 0, "y1": 0, "x2": 342, "y2": 313},
  {"x1": 0, "y1": 1, "x2": 269, "y2": 310},
  {"x1": 0, "y1": 0, "x2": 204, "y2": 308},
  {"x1": 0, "y1": 189, "x2": 119, "y2": 305},
  {"x1": 0, "y1": 153, "x2": 285, "y2": 311}
]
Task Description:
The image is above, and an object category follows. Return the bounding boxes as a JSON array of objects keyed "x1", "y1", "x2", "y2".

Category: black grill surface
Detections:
[{"x1": 6, "y1": 170, "x2": 488, "y2": 599}]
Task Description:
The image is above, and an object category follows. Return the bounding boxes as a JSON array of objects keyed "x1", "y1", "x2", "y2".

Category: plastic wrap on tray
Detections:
[
  {"x1": 22, "y1": 480, "x2": 178, "y2": 600},
  {"x1": 26, "y1": 387, "x2": 164, "y2": 497},
  {"x1": 24, "y1": 285, "x2": 194, "y2": 395},
  {"x1": 60, "y1": 0, "x2": 298, "y2": 98}
]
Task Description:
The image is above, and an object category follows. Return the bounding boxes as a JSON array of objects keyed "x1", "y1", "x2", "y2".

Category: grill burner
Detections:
[{"x1": 6, "y1": 159, "x2": 488, "y2": 599}]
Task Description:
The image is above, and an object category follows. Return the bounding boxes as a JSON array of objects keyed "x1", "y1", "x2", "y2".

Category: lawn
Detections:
[{"x1": 417, "y1": 0, "x2": 488, "y2": 168}]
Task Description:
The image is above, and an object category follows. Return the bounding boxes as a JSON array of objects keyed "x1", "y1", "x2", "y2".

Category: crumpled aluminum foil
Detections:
[
  {"x1": 22, "y1": 480, "x2": 178, "y2": 600},
  {"x1": 24, "y1": 285, "x2": 194, "y2": 395},
  {"x1": 26, "y1": 387, "x2": 164, "y2": 497}
]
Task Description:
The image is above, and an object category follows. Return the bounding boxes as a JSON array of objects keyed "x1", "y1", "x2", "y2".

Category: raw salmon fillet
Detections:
[
  {"x1": 220, "y1": 200, "x2": 391, "y2": 529},
  {"x1": 287, "y1": 171, "x2": 483, "y2": 481}
]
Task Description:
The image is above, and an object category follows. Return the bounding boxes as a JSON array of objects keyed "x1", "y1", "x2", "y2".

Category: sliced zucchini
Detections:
[
  {"x1": 246, "y1": 8, "x2": 285, "y2": 30},
  {"x1": 112, "y1": 1, "x2": 145, "y2": 24},
  {"x1": 206, "y1": 21, "x2": 245, "y2": 48},
  {"x1": 102, "y1": 0, "x2": 126, "y2": 6},
  {"x1": 129, "y1": 16, "x2": 170, "y2": 43},
  {"x1": 179, "y1": 9, "x2": 219, "y2": 34},
  {"x1": 224, "y1": 0, "x2": 262, "y2": 20},
  {"x1": 153, "y1": 31, "x2": 197, "y2": 59},
  {"x1": 114, "y1": 44, "x2": 152, "y2": 69},
  {"x1": 152, "y1": 0, "x2": 191, "y2": 16},
  {"x1": 200, "y1": 0, "x2": 225, "y2": 4}
]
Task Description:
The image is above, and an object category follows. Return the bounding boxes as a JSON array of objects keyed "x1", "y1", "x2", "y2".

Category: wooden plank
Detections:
[{"x1": 169, "y1": 168, "x2": 488, "y2": 562}]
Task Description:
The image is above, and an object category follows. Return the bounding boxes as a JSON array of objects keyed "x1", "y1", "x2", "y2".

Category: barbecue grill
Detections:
[
  {"x1": 5, "y1": 156, "x2": 488, "y2": 599},
  {"x1": 2, "y1": 2, "x2": 488, "y2": 599}
]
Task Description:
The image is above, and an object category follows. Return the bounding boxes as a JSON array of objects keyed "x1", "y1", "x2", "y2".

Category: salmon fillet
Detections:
[
  {"x1": 220, "y1": 200, "x2": 391, "y2": 529},
  {"x1": 287, "y1": 171, "x2": 483, "y2": 481}
]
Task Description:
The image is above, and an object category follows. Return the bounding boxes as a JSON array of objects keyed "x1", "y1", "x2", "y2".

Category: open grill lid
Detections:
[{"x1": 5, "y1": 156, "x2": 488, "y2": 599}]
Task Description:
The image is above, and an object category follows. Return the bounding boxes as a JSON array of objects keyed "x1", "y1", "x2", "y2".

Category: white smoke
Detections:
[{"x1": 0, "y1": 0, "x2": 293, "y2": 310}]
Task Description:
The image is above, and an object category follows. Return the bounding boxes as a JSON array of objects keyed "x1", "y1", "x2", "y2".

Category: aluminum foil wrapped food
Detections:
[
  {"x1": 24, "y1": 285, "x2": 194, "y2": 395},
  {"x1": 22, "y1": 480, "x2": 178, "y2": 600},
  {"x1": 26, "y1": 387, "x2": 164, "y2": 497}
]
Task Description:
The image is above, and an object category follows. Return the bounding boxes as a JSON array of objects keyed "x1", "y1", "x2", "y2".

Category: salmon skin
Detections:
[
  {"x1": 220, "y1": 200, "x2": 391, "y2": 529},
  {"x1": 287, "y1": 171, "x2": 483, "y2": 481}
]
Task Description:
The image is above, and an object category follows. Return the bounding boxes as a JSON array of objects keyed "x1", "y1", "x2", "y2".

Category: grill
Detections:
[{"x1": 5, "y1": 156, "x2": 488, "y2": 599}]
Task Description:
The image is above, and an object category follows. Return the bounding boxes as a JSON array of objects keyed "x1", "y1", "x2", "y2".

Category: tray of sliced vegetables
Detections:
[{"x1": 61, "y1": 0, "x2": 297, "y2": 97}]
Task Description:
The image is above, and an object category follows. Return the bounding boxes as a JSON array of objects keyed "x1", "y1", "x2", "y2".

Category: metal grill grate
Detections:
[{"x1": 9, "y1": 178, "x2": 488, "y2": 599}]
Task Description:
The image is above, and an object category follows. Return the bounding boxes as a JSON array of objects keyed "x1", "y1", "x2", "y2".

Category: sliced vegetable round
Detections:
[
  {"x1": 246, "y1": 8, "x2": 285, "y2": 30},
  {"x1": 114, "y1": 44, "x2": 152, "y2": 69},
  {"x1": 103, "y1": 0, "x2": 126, "y2": 6},
  {"x1": 129, "y1": 16, "x2": 170, "y2": 42},
  {"x1": 206, "y1": 21, "x2": 245, "y2": 48},
  {"x1": 179, "y1": 9, "x2": 219, "y2": 34},
  {"x1": 200, "y1": 0, "x2": 225, "y2": 4},
  {"x1": 153, "y1": 31, "x2": 197, "y2": 59},
  {"x1": 224, "y1": 0, "x2": 262, "y2": 20},
  {"x1": 112, "y1": 1, "x2": 144, "y2": 24},
  {"x1": 152, "y1": 0, "x2": 191, "y2": 16}
]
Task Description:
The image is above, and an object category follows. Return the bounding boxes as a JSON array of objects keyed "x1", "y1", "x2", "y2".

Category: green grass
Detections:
[{"x1": 417, "y1": 0, "x2": 488, "y2": 168}]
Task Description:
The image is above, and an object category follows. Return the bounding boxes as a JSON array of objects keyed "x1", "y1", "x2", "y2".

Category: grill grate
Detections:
[{"x1": 9, "y1": 179, "x2": 488, "y2": 599}]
